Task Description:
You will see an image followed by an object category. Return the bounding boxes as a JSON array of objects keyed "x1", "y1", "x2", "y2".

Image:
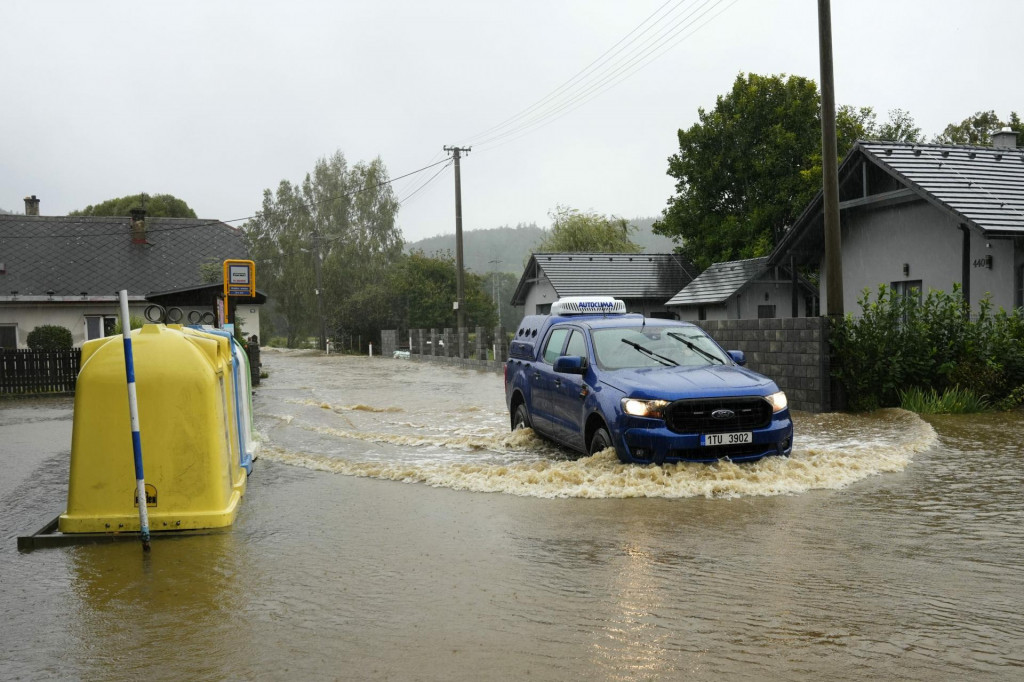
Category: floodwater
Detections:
[{"x1": 2, "y1": 349, "x2": 1022, "y2": 681}]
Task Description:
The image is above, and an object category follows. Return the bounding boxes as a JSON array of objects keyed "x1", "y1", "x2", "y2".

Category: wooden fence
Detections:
[{"x1": 0, "y1": 349, "x2": 82, "y2": 395}]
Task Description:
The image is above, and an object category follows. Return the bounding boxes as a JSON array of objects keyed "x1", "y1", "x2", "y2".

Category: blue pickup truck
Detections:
[{"x1": 504, "y1": 297, "x2": 793, "y2": 464}]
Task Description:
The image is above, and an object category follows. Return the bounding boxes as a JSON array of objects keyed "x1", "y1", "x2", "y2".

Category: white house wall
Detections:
[
  {"x1": 522, "y1": 275, "x2": 558, "y2": 315},
  {"x1": 0, "y1": 303, "x2": 143, "y2": 348},
  {"x1": 671, "y1": 280, "x2": 805, "y2": 321},
  {"x1": 830, "y1": 200, "x2": 1017, "y2": 314}
]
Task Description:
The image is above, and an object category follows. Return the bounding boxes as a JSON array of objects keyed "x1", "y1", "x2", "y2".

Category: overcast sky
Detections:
[{"x1": 2, "y1": 0, "x2": 1021, "y2": 244}]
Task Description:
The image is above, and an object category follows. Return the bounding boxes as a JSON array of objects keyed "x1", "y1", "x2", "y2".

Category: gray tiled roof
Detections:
[
  {"x1": 665, "y1": 257, "x2": 768, "y2": 306},
  {"x1": 859, "y1": 140, "x2": 1024, "y2": 235},
  {"x1": 512, "y1": 252, "x2": 698, "y2": 304},
  {"x1": 771, "y1": 138, "x2": 1024, "y2": 267},
  {"x1": 0, "y1": 215, "x2": 249, "y2": 298}
]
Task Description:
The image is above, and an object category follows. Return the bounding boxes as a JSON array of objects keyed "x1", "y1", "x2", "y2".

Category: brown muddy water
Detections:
[{"x1": 2, "y1": 349, "x2": 1022, "y2": 681}]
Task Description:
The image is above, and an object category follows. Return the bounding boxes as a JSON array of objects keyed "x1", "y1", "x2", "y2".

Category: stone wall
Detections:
[{"x1": 698, "y1": 318, "x2": 830, "y2": 413}]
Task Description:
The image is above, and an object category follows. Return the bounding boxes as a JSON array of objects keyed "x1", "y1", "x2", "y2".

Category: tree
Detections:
[
  {"x1": 69, "y1": 193, "x2": 197, "y2": 218},
  {"x1": 535, "y1": 206, "x2": 642, "y2": 253},
  {"x1": 933, "y1": 110, "x2": 1022, "y2": 145},
  {"x1": 655, "y1": 73, "x2": 825, "y2": 271},
  {"x1": 654, "y1": 73, "x2": 917, "y2": 271},
  {"x1": 390, "y1": 250, "x2": 497, "y2": 332},
  {"x1": 481, "y1": 271, "x2": 521, "y2": 329},
  {"x1": 875, "y1": 108, "x2": 922, "y2": 143},
  {"x1": 243, "y1": 151, "x2": 403, "y2": 348}
]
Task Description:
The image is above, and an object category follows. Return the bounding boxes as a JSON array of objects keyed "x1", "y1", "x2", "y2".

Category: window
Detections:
[
  {"x1": 542, "y1": 328, "x2": 569, "y2": 364},
  {"x1": 805, "y1": 295, "x2": 820, "y2": 318},
  {"x1": 535, "y1": 303, "x2": 551, "y2": 315},
  {"x1": 890, "y1": 280, "x2": 923, "y2": 305},
  {"x1": 0, "y1": 324, "x2": 16, "y2": 349},
  {"x1": 757, "y1": 304, "x2": 776, "y2": 319},
  {"x1": 85, "y1": 315, "x2": 117, "y2": 341},
  {"x1": 1016, "y1": 265, "x2": 1024, "y2": 309},
  {"x1": 565, "y1": 330, "x2": 587, "y2": 358}
]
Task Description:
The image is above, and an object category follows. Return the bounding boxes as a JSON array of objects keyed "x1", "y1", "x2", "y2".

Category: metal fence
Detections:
[{"x1": 0, "y1": 348, "x2": 82, "y2": 395}]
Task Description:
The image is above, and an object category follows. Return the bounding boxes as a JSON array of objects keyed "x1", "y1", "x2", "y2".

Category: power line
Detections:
[
  {"x1": 397, "y1": 160, "x2": 453, "y2": 206},
  {"x1": 464, "y1": 0, "x2": 737, "y2": 151},
  {"x1": 458, "y1": 0, "x2": 688, "y2": 146}
]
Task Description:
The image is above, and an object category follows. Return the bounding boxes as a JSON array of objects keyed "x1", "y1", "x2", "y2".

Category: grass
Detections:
[{"x1": 898, "y1": 385, "x2": 990, "y2": 414}]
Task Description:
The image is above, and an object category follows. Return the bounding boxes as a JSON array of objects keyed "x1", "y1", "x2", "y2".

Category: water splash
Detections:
[{"x1": 257, "y1": 409, "x2": 936, "y2": 499}]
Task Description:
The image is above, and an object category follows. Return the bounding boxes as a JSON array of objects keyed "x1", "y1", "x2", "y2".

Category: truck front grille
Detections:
[{"x1": 664, "y1": 397, "x2": 771, "y2": 434}]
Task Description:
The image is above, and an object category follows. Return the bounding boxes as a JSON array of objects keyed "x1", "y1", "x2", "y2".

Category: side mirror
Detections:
[
  {"x1": 727, "y1": 350, "x2": 746, "y2": 366},
  {"x1": 553, "y1": 355, "x2": 588, "y2": 374}
]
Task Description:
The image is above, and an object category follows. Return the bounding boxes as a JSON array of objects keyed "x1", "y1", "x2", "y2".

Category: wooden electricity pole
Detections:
[
  {"x1": 444, "y1": 146, "x2": 471, "y2": 330},
  {"x1": 818, "y1": 0, "x2": 844, "y2": 317}
]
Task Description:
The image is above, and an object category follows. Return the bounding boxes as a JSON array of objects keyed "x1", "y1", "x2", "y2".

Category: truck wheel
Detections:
[
  {"x1": 589, "y1": 427, "x2": 612, "y2": 455},
  {"x1": 511, "y1": 404, "x2": 531, "y2": 431}
]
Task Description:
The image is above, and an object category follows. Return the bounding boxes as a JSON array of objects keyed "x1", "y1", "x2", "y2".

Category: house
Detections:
[
  {"x1": 665, "y1": 257, "x2": 818, "y2": 320},
  {"x1": 510, "y1": 252, "x2": 699, "y2": 317},
  {"x1": 0, "y1": 196, "x2": 260, "y2": 349},
  {"x1": 771, "y1": 130, "x2": 1024, "y2": 314}
]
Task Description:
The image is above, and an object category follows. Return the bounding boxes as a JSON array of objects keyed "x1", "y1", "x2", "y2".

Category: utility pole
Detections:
[
  {"x1": 818, "y1": 0, "x2": 844, "y2": 317},
  {"x1": 312, "y1": 229, "x2": 327, "y2": 351},
  {"x1": 489, "y1": 258, "x2": 502, "y2": 328},
  {"x1": 444, "y1": 146, "x2": 471, "y2": 330}
]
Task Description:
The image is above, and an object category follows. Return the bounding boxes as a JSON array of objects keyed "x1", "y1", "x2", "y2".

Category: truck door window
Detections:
[
  {"x1": 565, "y1": 329, "x2": 586, "y2": 358},
  {"x1": 542, "y1": 328, "x2": 569, "y2": 364}
]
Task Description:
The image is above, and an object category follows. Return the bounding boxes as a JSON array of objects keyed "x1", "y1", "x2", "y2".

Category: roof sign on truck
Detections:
[{"x1": 550, "y1": 297, "x2": 626, "y2": 316}]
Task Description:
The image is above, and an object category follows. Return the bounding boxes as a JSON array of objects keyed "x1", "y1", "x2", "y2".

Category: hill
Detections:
[{"x1": 404, "y1": 218, "x2": 678, "y2": 275}]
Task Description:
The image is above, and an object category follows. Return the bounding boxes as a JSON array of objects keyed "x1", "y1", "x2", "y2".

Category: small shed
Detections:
[
  {"x1": 511, "y1": 252, "x2": 699, "y2": 317},
  {"x1": 665, "y1": 257, "x2": 818, "y2": 321},
  {"x1": 145, "y1": 283, "x2": 267, "y2": 332}
]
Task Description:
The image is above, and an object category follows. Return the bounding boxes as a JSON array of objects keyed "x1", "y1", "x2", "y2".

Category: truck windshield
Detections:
[{"x1": 591, "y1": 326, "x2": 730, "y2": 370}]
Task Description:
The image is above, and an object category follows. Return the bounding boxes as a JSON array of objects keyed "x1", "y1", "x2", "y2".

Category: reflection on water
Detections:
[
  {"x1": 67, "y1": 535, "x2": 248, "y2": 681},
  {"x1": 256, "y1": 351, "x2": 937, "y2": 498}
]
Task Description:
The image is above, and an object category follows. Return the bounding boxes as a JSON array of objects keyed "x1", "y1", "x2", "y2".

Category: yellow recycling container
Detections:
[{"x1": 59, "y1": 324, "x2": 245, "y2": 534}]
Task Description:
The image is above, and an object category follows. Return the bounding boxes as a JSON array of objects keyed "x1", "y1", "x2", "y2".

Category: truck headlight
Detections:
[
  {"x1": 621, "y1": 398, "x2": 669, "y2": 419},
  {"x1": 766, "y1": 391, "x2": 788, "y2": 413}
]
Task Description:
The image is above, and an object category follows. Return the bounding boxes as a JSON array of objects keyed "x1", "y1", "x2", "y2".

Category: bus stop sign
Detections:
[{"x1": 223, "y1": 260, "x2": 256, "y2": 297}]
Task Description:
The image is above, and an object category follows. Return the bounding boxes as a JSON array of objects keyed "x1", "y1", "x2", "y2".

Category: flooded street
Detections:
[{"x1": 2, "y1": 350, "x2": 1023, "y2": 680}]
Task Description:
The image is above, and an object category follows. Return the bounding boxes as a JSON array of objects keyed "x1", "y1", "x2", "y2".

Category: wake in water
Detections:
[{"x1": 256, "y1": 406, "x2": 937, "y2": 500}]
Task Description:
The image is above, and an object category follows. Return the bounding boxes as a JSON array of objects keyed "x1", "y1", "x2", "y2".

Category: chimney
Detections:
[
  {"x1": 992, "y1": 127, "x2": 1018, "y2": 149},
  {"x1": 130, "y1": 207, "x2": 148, "y2": 244},
  {"x1": 24, "y1": 195, "x2": 40, "y2": 216}
]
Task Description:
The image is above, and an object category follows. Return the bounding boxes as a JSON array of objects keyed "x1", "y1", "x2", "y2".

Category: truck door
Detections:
[
  {"x1": 529, "y1": 327, "x2": 569, "y2": 439},
  {"x1": 549, "y1": 328, "x2": 588, "y2": 450}
]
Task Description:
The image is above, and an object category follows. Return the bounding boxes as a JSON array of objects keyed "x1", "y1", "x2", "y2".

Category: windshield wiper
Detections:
[
  {"x1": 620, "y1": 338, "x2": 678, "y2": 367},
  {"x1": 666, "y1": 332, "x2": 724, "y2": 364}
]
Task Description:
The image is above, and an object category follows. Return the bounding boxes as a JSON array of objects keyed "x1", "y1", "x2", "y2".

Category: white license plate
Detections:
[{"x1": 701, "y1": 432, "x2": 752, "y2": 446}]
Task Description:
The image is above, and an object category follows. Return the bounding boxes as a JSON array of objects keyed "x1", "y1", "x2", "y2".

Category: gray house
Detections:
[
  {"x1": 511, "y1": 252, "x2": 699, "y2": 317},
  {"x1": 665, "y1": 257, "x2": 818, "y2": 320},
  {"x1": 771, "y1": 132, "x2": 1024, "y2": 314},
  {"x1": 0, "y1": 196, "x2": 258, "y2": 348}
]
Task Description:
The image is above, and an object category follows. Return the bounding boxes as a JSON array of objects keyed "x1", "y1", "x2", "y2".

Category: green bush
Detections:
[
  {"x1": 832, "y1": 284, "x2": 1024, "y2": 412},
  {"x1": 112, "y1": 315, "x2": 146, "y2": 335},
  {"x1": 26, "y1": 324, "x2": 74, "y2": 350},
  {"x1": 898, "y1": 386, "x2": 990, "y2": 414}
]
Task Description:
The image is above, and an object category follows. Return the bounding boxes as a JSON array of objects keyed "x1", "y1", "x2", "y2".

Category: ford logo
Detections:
[{"x1": 711, "y1": 409, "x2": 735, "y2": 420}]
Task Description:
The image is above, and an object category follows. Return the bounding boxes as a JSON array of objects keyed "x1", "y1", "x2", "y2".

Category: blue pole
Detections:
[{"x1": 119, "y1": 290, "x2": 151, "y2": 551}]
